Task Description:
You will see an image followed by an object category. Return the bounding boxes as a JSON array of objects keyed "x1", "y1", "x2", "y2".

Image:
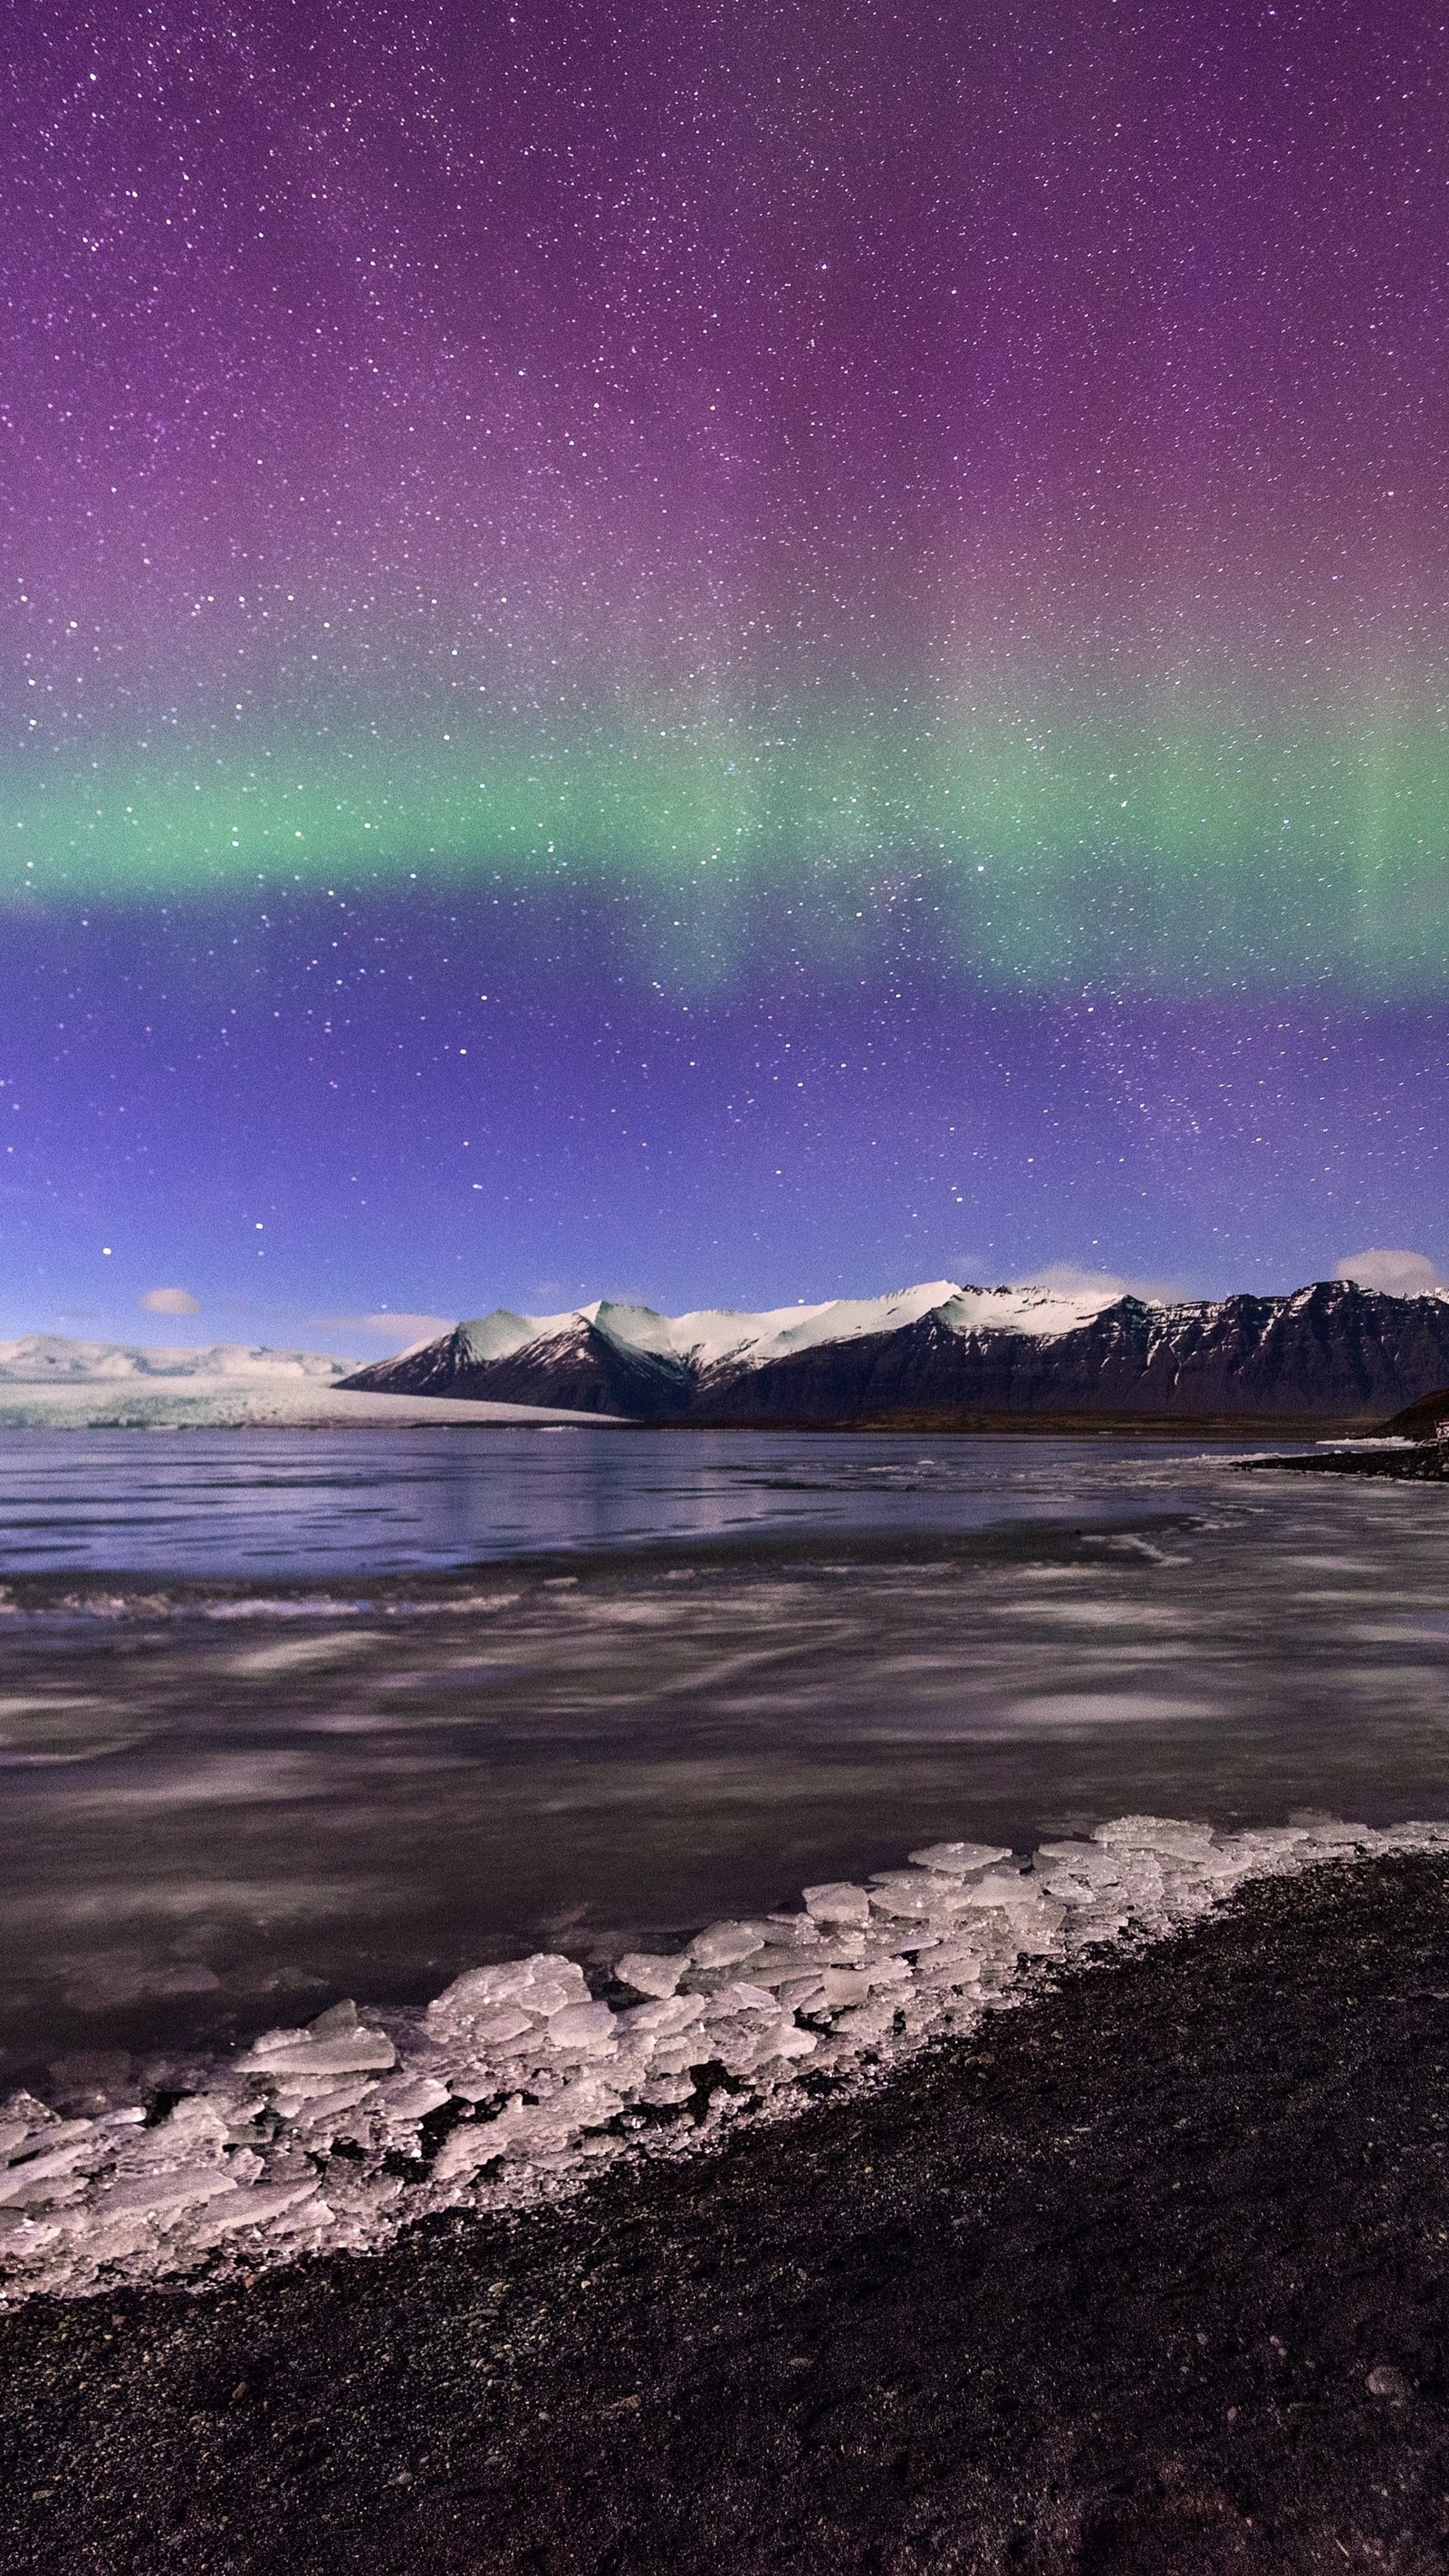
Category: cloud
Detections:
[
  {"x1": 1020, "y1": 1262, "x2": 1136, "y2": 1298},
  {"x1": 138, "y1": 1287, "x2": 201, "y2": 1315},
  {"x1": 1334, "y1": 1247, "x2": 1446, "y2": 1297},
  {"x1": 319, "y1": 1312, "x2": 454, "y2": 1347},
  {"x1": 1012, "y1": 1262, "x2": 1185, "y2": 1303}
]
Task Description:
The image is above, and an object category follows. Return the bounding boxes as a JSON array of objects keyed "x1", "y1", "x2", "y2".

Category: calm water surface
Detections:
[{"x1": 0, "y1": 1427, "x2": 1444, "y2": 2085}]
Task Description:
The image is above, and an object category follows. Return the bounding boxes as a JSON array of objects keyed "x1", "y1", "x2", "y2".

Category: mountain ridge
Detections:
[{"x1": 341, "y1": 1277, "x2": 1449, "y2": 1427}]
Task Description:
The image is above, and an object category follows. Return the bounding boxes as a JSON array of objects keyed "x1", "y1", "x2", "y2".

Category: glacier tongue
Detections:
[{"x1": 0, "y1": 1336, "x2": 352, "y2": 1386}]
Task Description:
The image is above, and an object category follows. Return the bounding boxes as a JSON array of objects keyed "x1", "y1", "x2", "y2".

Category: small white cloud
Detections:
[
  {"x1": 1334, "y1": 1247, "x2": 1446, "y2": 1297},
  {"x1": 138, "y1": 1287, "x2": 201, "y2": 1315},
  {"x1": 320, "y1": 1312, "x2": 454, "y2": 1347},
  {"x1": 1013, "y1": 1262, "x2": 1187, "y2": 1304},
  {"x1": 1019, "y1": 1262, "x2": 1137, "y2": 1299}
]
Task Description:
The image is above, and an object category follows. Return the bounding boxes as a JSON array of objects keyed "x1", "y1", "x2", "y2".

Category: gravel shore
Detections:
[{"x1": 4, "y1": 1853, "x2": 1449, "y2": 2573}]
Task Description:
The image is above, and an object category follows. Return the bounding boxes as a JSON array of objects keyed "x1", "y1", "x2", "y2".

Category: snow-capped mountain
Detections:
[{"x1": 341, "y1": 1276, "x2": 1449, "y2": 1425}]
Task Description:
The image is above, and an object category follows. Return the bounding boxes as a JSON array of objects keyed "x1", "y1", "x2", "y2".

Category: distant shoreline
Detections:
[
  {"x1": 0, "y1": 1403, "x2": 1395, "y2": 1438},
  {"x1": 1243, "y1": 1441, "x2": 1448, "y2": 1482}
]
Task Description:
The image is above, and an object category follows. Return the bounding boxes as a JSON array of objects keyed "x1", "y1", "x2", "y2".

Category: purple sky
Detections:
[{"x1": 2, "y1": 0, "x2": 1445, "y2": 1347}]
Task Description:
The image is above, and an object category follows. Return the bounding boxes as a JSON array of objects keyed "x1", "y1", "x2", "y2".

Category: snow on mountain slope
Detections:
[
  {"x1": 592, "y1": 1296, "x2": 838, "y2": 1368},
  {"x1": 453, "y1": 1307, "x2": 599, "y2": 1366},
  {"x1": 706, "y1": 1280, "x2": 964, "y2": 1364},
  {"x1": 925, "y1": 1281, "x2": 1135, "y2": 1342},
  {"x1": 345, "y1": 1276, "x2": 1449, "y2": 1423},
  {"x1": 444, "y1": 1279, "x2": 1132, "y2": 1378},
  {"x1": 447, "y1": 1298, "x2": 822, "y2": 1372}
]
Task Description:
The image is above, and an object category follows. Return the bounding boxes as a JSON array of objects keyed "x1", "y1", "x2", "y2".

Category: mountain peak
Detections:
[{"x1": 341, "y1": 1276, "x2": 1449, "y2": 1427}]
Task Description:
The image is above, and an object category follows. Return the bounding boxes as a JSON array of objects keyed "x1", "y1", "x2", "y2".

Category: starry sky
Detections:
[{"x1": 2, "y1": 0, "x2": 1445, "y2": 1350}]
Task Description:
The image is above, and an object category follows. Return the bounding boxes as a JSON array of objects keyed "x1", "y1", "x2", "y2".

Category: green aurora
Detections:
[{"x1": 5, "y1": 708, "x2": 1445, "y2": 994}]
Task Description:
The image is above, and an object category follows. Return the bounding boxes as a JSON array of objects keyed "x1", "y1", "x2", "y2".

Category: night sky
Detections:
[{"x1": 3, "y1": 0, "x2": 1445, "y2": 1351}]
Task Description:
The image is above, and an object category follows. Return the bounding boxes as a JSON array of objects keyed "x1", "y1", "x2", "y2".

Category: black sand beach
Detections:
[
  {"x1": 1244, "y1": 1443, "x2": 1449, "y2": 1483},
  {"x1": 4, "y1": 1854, "x2": 1449, "y2": 2572}
]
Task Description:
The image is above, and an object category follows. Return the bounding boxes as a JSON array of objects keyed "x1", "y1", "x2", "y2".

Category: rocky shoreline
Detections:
[
  {"x1": 1245, "y1": 1440, "x2": 1449, "y2": 1481},
  {"x1": 3, "y1": 1817, "x2": 1431, "y2": 2309},
  {"x1": 4, "y1": 1851, "x2": 1449, "y2": 2571}
]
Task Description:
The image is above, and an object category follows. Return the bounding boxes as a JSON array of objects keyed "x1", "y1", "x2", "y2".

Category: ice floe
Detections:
[{"x1": 3, "y1": 1812, "x2": 1445, "y2": 2306}]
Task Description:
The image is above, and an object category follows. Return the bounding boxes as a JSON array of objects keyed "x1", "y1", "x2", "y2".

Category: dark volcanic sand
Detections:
[
  {"x1": 1248, "y1": 1447, "x2": 1449, "y2": 1481},
  {"x1": 5, "y1": 1857, "x2": 1449, "y2": 2573}
]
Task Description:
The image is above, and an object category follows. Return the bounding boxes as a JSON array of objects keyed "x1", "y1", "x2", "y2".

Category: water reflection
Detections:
[{"x1": 0, "y1": 1424, "x2": 1233, "y2": 1576}]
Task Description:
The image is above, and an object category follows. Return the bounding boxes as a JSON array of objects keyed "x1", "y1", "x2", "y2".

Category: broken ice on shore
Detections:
[{"x1": 3, "y1": 1813, "x2": 1444, "y2": 2306}]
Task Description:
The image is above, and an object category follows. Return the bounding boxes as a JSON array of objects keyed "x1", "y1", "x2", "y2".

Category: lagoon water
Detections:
[{"x1": 0, "y1": 1426, "x2": 1445, "y2": 2089}]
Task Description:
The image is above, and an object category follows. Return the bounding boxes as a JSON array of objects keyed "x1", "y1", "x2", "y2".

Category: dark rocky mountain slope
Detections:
[{"x1": 342, "y1": 1279, "x2": 1449, "y2": 1426}]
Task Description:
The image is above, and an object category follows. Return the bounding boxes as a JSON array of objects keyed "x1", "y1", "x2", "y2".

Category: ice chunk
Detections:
[
  {"x1": 757, "y1": 2031, "x2": 816, "y2": 2073},
  {"x1": 521, "y1": 1974, "x2": 595, "y2": 2019},
  {"x1": 1291, "y1": 1819, "x2": 1377, "y2": 1853},
  {"x1": 0, "y1": 2137, "x2": 100, "y2": 2207},
  {"x1": 908, "y1": 1842, "x2": 1013, "y2": 1876},
  {"x1": 700, "y1": 1981, "x2": 778, "y2": 2021},
  {"x1": 451, "y1": 2002, "x2": 537, "y2": 2051},
  {"x1": 542, "y1": 2002, "x2": 618, "y2": 2055},
  {"x1": 688, "y1": 1921, "x2": 769, "y2": 1969},
  {"x1": 1092, "y1": 1816, "x2": 1220, "y2": 1859},
  {"x1": 143, "y1": 2099, "x2": 233, "y2": 2157},
  {"x1": 240, "y1": 2000, "x2": 396, "y2": 2077},
  {"x1": 829, "y1": 1998, "x2": 898, "y2": 2043},
  {"x1": 429, "y1": 1963, "x2": 533, "y2": 2017},
  {"x1": 640, "y1": 2073, "x2": 696, "y2": 2108},
  {"x1": 375, "y1": 2074, "x2": 452, "y2": 2120},
  {"x1": 701, "y1": 2016, "x2": 782, "y2": 2075},
  {"x1": 427, "y1": 1955, "x2": 590, "y2": 2025},
  {"x1": 811, "y1": 1968, "x2": 877, "y2": 2012},
  {"x1": 1012, "y1": 1899, "x2": 1067, "y2": 1955},
  {"x1": 867, "y1": 1870, "x2": 966, "y2": 1920},
  {"x1": 268, "y1": 2072, "x2": 379, "y2": 2120},
  {"x1": 444, "y1": 2068, "x2": 509, "y2": 2102},
  {"x1": 188, "y1": 2179, "x2": 320, "y2": 2242},
  {"x1": 639, "y1": 2036, "x2": 701, "y2": 2078},
  {"x1": 241, "y1": 2024, "x2": 397, "y2": 2078},
  {"x1": 952, "y1": 1870, "x2": 1038, "y2": 1910},
  {"x1": 775, "y1": 1974, "x2": 829, "y2": 2014},
  {"x1": 0, "y1": 2095, "x2": 58, "y2": 2153},
  {"x1": 855, "y1": 1956, "x2": 913, "y2": 1998},
  {"x1": 614, "y1": 1951, "x2": 686, "y2": 1999},
  {"x1": 801, "y1": 1881, "x2": 871, "y2": 1927},
  {"x1": 0, "y1": 2115, "x2": 95, "y2": 2167},
  {"x1": 914, "y1": 1935, "x2": 985, "y2": 1978},
  {"x1": 100, "y1": 2167, "x2": 241, "y2": 2216},
  {"x1": 734, "y1": 1945, "x2": 830, "y2": 1988},
  {"x1": 616, "y1": 1993, "x2": 705, "y2": 2038}
]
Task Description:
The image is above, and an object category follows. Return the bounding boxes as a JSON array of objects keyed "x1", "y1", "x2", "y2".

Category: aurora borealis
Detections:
[{"x1": 2, "y1": 0, "x2": 1445, "y2": 1342}]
